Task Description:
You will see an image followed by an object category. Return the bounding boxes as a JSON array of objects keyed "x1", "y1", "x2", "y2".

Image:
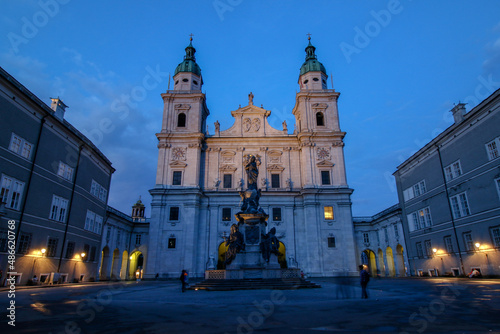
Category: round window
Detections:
[
  {"x1": 182, "y1": 78, "x2": 189, "y2": 82},
  {"x1": 313, "y1": 78, "x2": 319, "y2": 82},
  {"x1": 193, "y1": 80, "x2": 198, "y2": 85},
  {"x1": 304, "y1": 80, "x2": 309, "y2": 84}
]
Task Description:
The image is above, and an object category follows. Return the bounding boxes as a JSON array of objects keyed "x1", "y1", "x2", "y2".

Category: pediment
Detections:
[
  {"x1": 169, "y1": 161, "x2": 187, "y2": 168},
  {"x1": 219, "y1": 164, "x2": 237, "y2": 172},
  {"x1": 267, "y1": 164, "x2": 285, "y2": 171},
  {"x1": 316, "y1": 160, "x2": 335, "y2": 167}
]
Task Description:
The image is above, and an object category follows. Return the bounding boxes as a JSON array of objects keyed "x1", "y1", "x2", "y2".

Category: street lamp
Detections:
[
  {"x1": 41, "y1": 248, "x2": 46, "y2": 255},
  {"x1": 475, "y1": 242, "x2": 481, "y2": 249}
]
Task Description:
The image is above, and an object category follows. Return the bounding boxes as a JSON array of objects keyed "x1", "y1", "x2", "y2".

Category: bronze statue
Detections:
[
  {"x1": 225, "y1": 224, "x2": 245, "y2": 265},
  {"x1": 245, "y1": 155, "x2": 258, "y2": 190},
  {"x1": 260, "y1": 227, "x2": 280, "y2": 262}
]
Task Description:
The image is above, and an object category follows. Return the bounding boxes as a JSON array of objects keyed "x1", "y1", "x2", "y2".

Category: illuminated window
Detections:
[
  {"x1": 222, "y1": 208, "x2": 231, "y2": 221},
  {"x1": 272, "y1": 208, "x2": 282, "y2": 221},
  {"x1": 324, "y1": 206, "x2": 334, "y2": 220},
  {"x1": 169, "y1": 207, "x2": 179, "y2": 221},
  {"x1": 172, "y1": 171, "x2": 182, "y2": 185},
  {"x1": 168, "y1": 238, "x2": 176, "y2": 249}
]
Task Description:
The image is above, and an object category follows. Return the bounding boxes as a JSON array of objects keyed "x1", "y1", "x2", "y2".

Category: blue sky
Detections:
[{"x1": 2, "y1": 1, "x2": 500, "y2": 217}]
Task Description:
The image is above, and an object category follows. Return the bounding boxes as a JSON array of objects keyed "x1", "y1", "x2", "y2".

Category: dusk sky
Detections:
[{"x1": 2, "y1": 1, "x2": 500, "y2": 217}]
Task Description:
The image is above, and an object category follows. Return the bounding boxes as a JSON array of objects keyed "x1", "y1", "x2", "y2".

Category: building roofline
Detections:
[
  {"x1": 0, "y1": 66, "x2": 115, "y2": 172},
  {"x1": 394, "y1": 88, "x2": 500, "y2": 173}
]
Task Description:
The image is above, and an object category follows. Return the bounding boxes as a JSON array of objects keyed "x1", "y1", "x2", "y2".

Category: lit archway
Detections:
[
  {"x1": 362, "y1": 249, "x2": 377, "y2": 277},
  {"x1": 120, "y1": 250, "x2": 128, "y2": 280},
  {"x1": 100, "y1": 246, "x2": 110, "y2": 280},
  {"x1": 386, "y1": 247, "x2": 396, "y2": 277},
  {"x1": 129, "y1": 251, "x2": 144, "y2": 279}
]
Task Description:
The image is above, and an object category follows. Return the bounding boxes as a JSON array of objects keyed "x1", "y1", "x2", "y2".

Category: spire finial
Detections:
[
  {"x1": 189, "y1": 33, "x2": 194, "y2": 42},
  {"x1": 306, "y1": 33, "x2": 312, "y2": 41}
]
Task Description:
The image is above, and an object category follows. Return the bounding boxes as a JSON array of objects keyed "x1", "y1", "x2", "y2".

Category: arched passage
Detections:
[
  {"x1": 278, "y1": 242, "x2": 287, "y2": 268},
  {"x1": 100, "y1": 246, "x2": 110, "y2": 280},
  {"x1": 129, "y1": 251, "x2": 144, "y2": 279},
  {"x1": 386, "y1": 247, "x2": 396, "y2": 277},
  {"x1": 377, "y1": 248, "x2": 385, "y2": 277},
  {"x1": 120, "y1": 250, "x2": 128, "y2": 280},
  {"x1": 362, "y1": 249, "x2": 377, "y2": 277},
  {"x1": 395, "y1": 244, "x2": 406, "y2": 277},
  {"x1": 217, "y1": 242, "x2": 229, "y2": 270},
  {"x1": 110, "y1": 248, "x2": 121, "y2": 280}
]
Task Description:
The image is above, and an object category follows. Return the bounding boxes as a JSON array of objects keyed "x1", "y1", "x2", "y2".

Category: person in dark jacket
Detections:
[
  {"x1": 359, "y1": 265, "x2": 370, "y2": 299},
  {"x1": 180, "y1": 270, "x2": 188, "y2": 292}
]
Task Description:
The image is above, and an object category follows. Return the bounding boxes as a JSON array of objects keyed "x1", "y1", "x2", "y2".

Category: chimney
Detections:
[
  {"x1": 50, "y1": 97, "x2": 68, "y2": 120},
  {"x1": 450, "y1": 103, "x2": 466, "y2": 124}
]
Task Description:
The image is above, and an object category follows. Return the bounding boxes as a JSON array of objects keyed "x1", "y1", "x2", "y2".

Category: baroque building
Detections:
[
  {"x1": 394, "y1": 89, "x2": 500, "y2": 277},
  {"x1": 146, "y1": 38, "x2": 358, "y2": 279}
]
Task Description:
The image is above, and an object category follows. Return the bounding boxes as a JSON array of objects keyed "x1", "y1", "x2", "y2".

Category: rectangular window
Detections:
[
  {"x1": 116, "y1": 230, "x2": 121, "y2": 246},
  {"x1": 271, "y1": 174, "x2": 280, "y2": 188},
  {"x1": 490, "y1": 227, "x2": 500, "y2": 248},
  {"x1": 168, "y1": 238, "x2": 176, "y2": 249},
  {"x1": 444, "y1": 161, "x2": 462, "y2": 181},
  {"x1": 222, "y1": 208, "x2": 232, "y2": 221},
  {"x1": 450, "y1": 192, "x2": 471, "y2": 219},
  {"x1": 106, "y1": 228, "x2": 111, "y2": 242},
  {"x1": 9, "y1": 133, "x2": 33, "y2": 159},
  {"x1": 486, "y1": 139, "x2": 499, "y2": 160},
  {"x1": 83, "y1": 244, "x2": 90, "y2": 262},
  {"x1": 272, "y1": 207, "x2": 282, "y2": 221},
  {"x1": 65, "y1": 241, "x2": 75, "y2": 259},
  {"x1": 328, "y1": 237, "x2": 336, "y2": 248},
  {"x1": 94, "y1": 214, "x2": 103, "y2": 234},
  {"x1": 17, "y1": 233, "x2": 31, "y2": 254},
  {"x1": 0, "y1": 230, "x2": 7, "y2": 252},
  {"x1": 416, "y1": 242, "x2": 423, "y2": 258},
  {"x1": 172, "y1": 171, "x2": 182, "y2": 185},
  {"x1": 223, "y1": 174, "x2": 232, "y2": 188},
  {"x1": 49, "y1": 195, "x2": 68, "y2": 222},
  {"x1": 135, "y1": 234, "x2": 142, "y2": 245},
  {"x1": 495, "y1": 178, "x2": 500, "y2": 200},
  {"x1": 57, "y1": 161, "x2": 74, "y2": 181},
  {"x1": 394, "y1": 225, "x2": 399, "y2": 239},
  {"x1": 47, "y1": 238, "x2": 58, "y2": 257},
  {"x1": 321, "y1": 171, "x2": 331, "y2": 185},
  {"x1": 169, "y1": 207, "x2": 179, "y2": 221},
  {"x1": 324, "y1": 206, "x2": 334, "y2": 220},
  {"x1": 444, "y1": 236, "x2": 453, "y2": 253},
  {"x1": 90, "y1": 180, "x2": 107, "y2": 202},
  {"x1": 1, "y1": 175, "x2": 25, "y2": 210},
  {"x1": 404, "y1": 180, "x2": 426, "y2": 201},
  {"x1": 463, "y1": 232, "x2": 474, "y2": 251},
  {"x1": 363, "y1": 233, "x2": 370, "y2": 244},
  {"x1": 424, "y1": 240, "x2": 432, "y2": 257},
  {"x1": 84, "y1": 210, "x2": 103, "y2": 234},
  {"x1": 90, "y1": 246, "x2": 96, "y2": 262}
]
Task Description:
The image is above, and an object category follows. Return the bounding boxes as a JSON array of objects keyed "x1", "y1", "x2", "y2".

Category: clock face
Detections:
[
  {"x1": 317, "y1": 147, "x2": 330, "y2": 160},
  {"x1": 172, "y1": 147, "x2": 186, "y2": 160}
]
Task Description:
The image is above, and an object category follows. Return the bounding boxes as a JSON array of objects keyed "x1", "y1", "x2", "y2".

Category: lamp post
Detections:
[{"x1": 30, "y1": 248, "x2": 46, "y2": 280}]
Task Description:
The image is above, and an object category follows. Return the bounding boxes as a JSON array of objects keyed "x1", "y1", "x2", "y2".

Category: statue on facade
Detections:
[
  {"x1": 282, "y1": 120, "x2": 287, "y2": 132},
  {"x1": 214, "y1": 120, "x2": 220, "y2": 132},
  {"x1": 225, "y1": 224, "x2": 245, "y2": 265},
  {"x1": 245, "y1": 155, "x2": 258, "y2": 190},
  {"x1": 260, "y1": 227, "x2": 280, "y2": 262}
]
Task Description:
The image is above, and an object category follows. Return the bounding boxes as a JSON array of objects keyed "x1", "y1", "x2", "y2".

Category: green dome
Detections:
[
  {"x1": 299, "y1": 40, "x2": 326, "y2": 76},
  {"x1": 174, "y1": 41, "x2": 201, "y2": 76}
]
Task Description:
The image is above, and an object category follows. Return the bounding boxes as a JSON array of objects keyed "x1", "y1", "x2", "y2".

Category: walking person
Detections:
[
  {"x1": 359, "y1": 265, "x2": 370, "y2": 299},
  {"x1": 180, "y1": 270, "x2": 188, "y2": 292}
]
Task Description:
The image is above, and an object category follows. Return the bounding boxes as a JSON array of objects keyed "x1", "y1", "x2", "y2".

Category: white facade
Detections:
[{"x1": 146, "y1": 40, "x2": 358, "y2": 279}]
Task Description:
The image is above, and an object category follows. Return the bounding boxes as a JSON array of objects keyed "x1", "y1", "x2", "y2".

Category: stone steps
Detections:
[{"x1": 188, "y1": 278, "x2": 321, "y2": 291}]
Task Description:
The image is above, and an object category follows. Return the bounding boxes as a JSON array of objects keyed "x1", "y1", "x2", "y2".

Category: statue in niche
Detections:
[
  {"x1": 225, "y1": 224, "x2": 245, "y2": 265},
  {"x1": 245, "y1": 155, "x2": 258, "y2": 190},
  {"x1": 260, "y1": 227, "x2": 280, "y2": 262}
]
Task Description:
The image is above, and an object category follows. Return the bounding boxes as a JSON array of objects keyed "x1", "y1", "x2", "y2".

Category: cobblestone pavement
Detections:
[{"x1": 3, "y1": 277, "x2": 500, "y2": 334}]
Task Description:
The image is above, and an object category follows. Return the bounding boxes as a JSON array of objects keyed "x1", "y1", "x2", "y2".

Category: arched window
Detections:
[
  {"x1": 177, "y1": 113, "x2": 186, "y2": 127},
  {"x1": 316, "y1": 112, "x2": 324, "y2": 126}
]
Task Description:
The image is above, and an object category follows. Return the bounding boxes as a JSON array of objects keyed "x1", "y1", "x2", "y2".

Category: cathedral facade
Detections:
[{"x1": 145, "y1": 38, "x2": 359, "y2": 278}]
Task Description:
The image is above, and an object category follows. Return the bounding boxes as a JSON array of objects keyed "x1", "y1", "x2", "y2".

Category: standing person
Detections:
[
  {"x1": 180, "y1": 270, "x2": 188, "y2": 292},
  {"x1": 359, "y1": 265, "x2": 370, "y2": 299}
]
